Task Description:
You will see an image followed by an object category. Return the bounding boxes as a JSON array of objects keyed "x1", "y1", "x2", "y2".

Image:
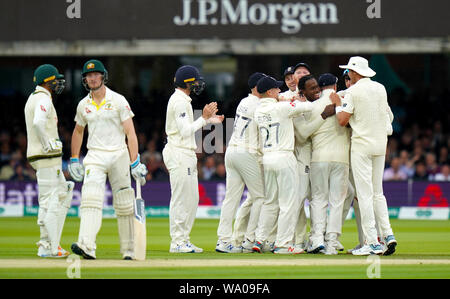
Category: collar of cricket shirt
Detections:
[
  {"x1": 35, "y1": 85, "x2": 52, "y2": 98},
  {"x1": 175, "y1": 88, "x2": 193, "y2": 103},
  {"x1": 88, "y1": 87, "x2": 111, "y2": 110},
  {"x1": 261, "y1": 97, "x2": 277, "y2": 104}
]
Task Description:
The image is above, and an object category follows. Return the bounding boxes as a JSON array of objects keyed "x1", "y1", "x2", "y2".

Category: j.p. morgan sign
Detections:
[
  {"x1": 174, "y1": 0, "x2": 339, "y2": 34},
  {"x1": 1, "y1": 0, "x2": 449, "y2": 41}
]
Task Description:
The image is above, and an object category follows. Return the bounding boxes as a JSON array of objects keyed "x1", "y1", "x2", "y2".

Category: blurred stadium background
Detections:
[{"x1": 0, "y1": 0, "x2": 449, "y2": 219}]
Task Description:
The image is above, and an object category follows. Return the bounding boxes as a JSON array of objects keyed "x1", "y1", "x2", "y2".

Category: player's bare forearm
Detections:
[
  {"x1": 123, "y1": 118, "x2": 138, "y2": 162},
  {"x1": 336, "y1": 111, "x2": 351, "y2": 127},
  {"x1": 71, "y1": 124, "x2": 85, "y2": 158}
]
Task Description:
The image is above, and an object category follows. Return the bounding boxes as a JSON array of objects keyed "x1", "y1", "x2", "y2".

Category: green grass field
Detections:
[{"x1": 0, "y1": 217, "x2": 449, "y2": 279}]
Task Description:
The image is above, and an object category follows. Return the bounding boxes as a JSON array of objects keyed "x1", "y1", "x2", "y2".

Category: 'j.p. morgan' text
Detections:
[{"x1": 174, "y1": 0, "x2": 339, "y2": 34}]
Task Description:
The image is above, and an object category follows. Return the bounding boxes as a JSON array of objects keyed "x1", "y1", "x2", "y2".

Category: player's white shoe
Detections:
[
  {"x1": 325, "y1": 240, "x2": 344, "y2": 254},
  {"x1": 352, "y1": 244, "x2": 383, "y2": 256},
  {"x1": 215, "y1": 240, "x2": 242, "y2": 253},
  {"x1": 169, "y1": 242, "x2": 195, "y2": 253},
  {"x1": 241, "y1": 239, "x2": 254, "y2": 253},
  {"x1": 71, "y1": 242, "x2": 96, "y2": 259},
  {"x1": 324, "y1": 245, "x2": 338, "y2": 255},
  {"x1": 186, "y1": 242, "x2": 203, "y2": 253},
  {"x1": 307, "y1": 243, "x2": 325, "y2": 254},
  {"x1": 262, "y1": 241, "x2": 275, "y2": 253},
  {"x1": 38, "y1": 244, "x2": 70, "y2": 258},
  {"x1": 273, "y1": 246, "x2": 304, "y2": 255},
  {"x1": 122, "y1": 250, "x2": 134, "y2": 260},
  {"x1": 383, "y1": 235, "x2": 397, "y2": 256},
  {"x1": 347, "y1": 244, "x2": 362, "y2": 254},
  {"x1": 252, "y1": 241, "x2": 264, "y2": 253}
]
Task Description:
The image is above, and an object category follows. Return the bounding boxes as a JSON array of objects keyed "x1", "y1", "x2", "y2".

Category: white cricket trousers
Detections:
[
  {"x1": 350, "y1": 151, "x2": 393, "y2": 245},
  {"x1": 163, "y1": 144, "x2": 199, "y2": 246},
  {"x1": 258, "y1": 161, "x2": 310, "y2": 246},
  {"x1": 78, "y1": 148, "x2": 133, "y2": 254},
  {"x1": 256, "y1": 152, "x2": 300, "y2": 248},
  {"x1": 309, "y1": 161, "x2": 349, "y2": 245},
  {"x1": 294, "y1": 161, "x2": 310, "y2": 245},
  {"x1": 36, "y1": 161, "x2": 68, "y2": 254},
  {"x1": 217, "y1": 147, "x2": 265, "y2": 243},
  {"x1": 231, "y1": 192, "x2": 264, "y2": 245}
]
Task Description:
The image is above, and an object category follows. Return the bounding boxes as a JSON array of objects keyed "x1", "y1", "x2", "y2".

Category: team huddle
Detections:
[
  {"x1": 215, "y1": 57, "x2": 397, "y2": 256},
  {"x1": 24, "y1": 56, "x2": 397, "y2": 260}
]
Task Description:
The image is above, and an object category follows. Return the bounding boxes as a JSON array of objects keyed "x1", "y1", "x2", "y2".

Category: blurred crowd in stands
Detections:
[{"x1": 1, "y1": 79, "x2": 449, "y2": 183}]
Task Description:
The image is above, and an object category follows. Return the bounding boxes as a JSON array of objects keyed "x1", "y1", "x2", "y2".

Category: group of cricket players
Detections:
[
  {"x1": 215, "y1": 57, "x2": 397, "y2": 256},
  {"x1": 25, "y1": 55, "x2": 397, "y2": 260}
]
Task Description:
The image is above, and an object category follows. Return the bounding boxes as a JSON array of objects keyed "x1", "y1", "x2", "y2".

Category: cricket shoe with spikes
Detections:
[
  {"x1": 383, "y1": 235, "x2": 397, "y2": 256},
  {"x1": 215, "y1": 240, "x2": 242, "y2": 253},
  {"x1": 241, "y1": 239, "x2": 254, "y2": 253},
  {"x1": 122, "y1": 251, "x2": 134, "y2": 260},
  {"x1": 262, "y1": 241, "x2": 275, "y2": 253},
  {"x1": 186, "y1": 242, "x2": 203, "y2": 253},
  {"x1": 307, "y1": 243, "x2": 325, "y2": 254},
  {"x1": 273, "y1": 246, "x2": 304, "y2": 255},
  {"x1": 347, "y1": 244, "x2": 362, "y2": 254},
  {"x1": 252, "y1": 241, "x2": 264, "y2": 253},
  {"x1": 38, "y1": 244, "x2": 70, "y2": 258},
  {"x1": 352, "y1": 244, "x2": 383, "y2": 256},
  {"x1": 169, "y1": 242, "x2": 195, "y2": 253},
  {"x1": 71, "y1": 242, "x2": 96, "y2": 259}
]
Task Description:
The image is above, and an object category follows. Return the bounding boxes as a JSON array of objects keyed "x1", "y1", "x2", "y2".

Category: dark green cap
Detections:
[
  {"x1": 82, "y1": 59, "x2": 107, "y2": 76},
  {"x1": 33, "y1": 64, "x2": 64, "y2": 85}
]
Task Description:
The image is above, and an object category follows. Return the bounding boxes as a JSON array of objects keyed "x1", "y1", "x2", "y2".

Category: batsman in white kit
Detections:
[
  {"x1": 163, "y1": 65, "x2": 224, "y2": 253},
  {"x1": 25, "y1": 64, "x2": 74, "y2": 258},
  {"x1": 69, "y1": 59, "x2": 148, "y2": 260},
  {"x1": 253, "y1": 76, "x2": 314, "y2": 254},
  {"x1": 215, "y1": 72, "x2": 266, "y2": 253}
]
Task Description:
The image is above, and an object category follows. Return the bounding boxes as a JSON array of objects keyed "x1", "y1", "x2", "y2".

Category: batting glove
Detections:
[
  {"x1": 131, "y1": 154, "x2": 148, "y2": 186},
  {"x1": 68, "y1": 157, "x2": 85, "y2": 182}
]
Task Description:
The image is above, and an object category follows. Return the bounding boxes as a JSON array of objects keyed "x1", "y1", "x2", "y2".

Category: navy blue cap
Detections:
[
  {"x1": 257, "y1": 76, "x2": 284, "y2": 94},
  {"x1": 318, "y1": 73, "x2": 338, "y2": 87},
  {"x1": 293, "y1": 62, "x2": 312, "y2": 73},
  {"x1": 248, "y1": 72, "x2": 266, "y2": 89},
  {"x1": 283, "y1": 66, "x2": 295, "y2": 77}
]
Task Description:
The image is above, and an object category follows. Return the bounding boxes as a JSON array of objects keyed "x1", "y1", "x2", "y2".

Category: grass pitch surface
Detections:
[{"x1": 0, "y1": 217, "x2": 449, "y2": 279}]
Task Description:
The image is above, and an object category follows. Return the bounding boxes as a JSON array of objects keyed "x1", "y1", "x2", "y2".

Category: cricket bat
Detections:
[{"x1": 133, "y1": 182, "x2": 146, "y2": 261}]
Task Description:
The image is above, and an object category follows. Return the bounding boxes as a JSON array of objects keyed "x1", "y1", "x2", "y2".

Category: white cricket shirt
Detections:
[
  {"x1": 341, "y1": 78, "x2": 391, "y2": 155},
  {"x1": 75, "y1": 86, "x2": 134, "y2": 151},
  {"x1": 307, "y1": 89, "x2": 350, "y2": 164},
  {"x1": 228, "y1": 94, "x2": 260, "y2": 154},
  {"x1": 278, "y1": 89, "x2": 298, "y2": 102},
  {"x1": 254, "y1": 97, "x2": 313, "y2": 154},
  {"x1": 165, "y1": 89, "x2": 206, "y2": 151},
  {"x1": 24, "y1": 85, "x2": 62, "y2": 166}
]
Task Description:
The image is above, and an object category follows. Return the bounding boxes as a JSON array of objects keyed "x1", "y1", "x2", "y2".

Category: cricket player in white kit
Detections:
[
  {"x1": 333, "y1": 56, "x2": 397, "y2": 256},
  {"x1": 163, "y1": 65, "x2": 224, "y2": 253},
  {"x1": 25, "y1": 64, "x2": 73, "y2": 258},
  {"x1": 69, "y1": 59, "x2": 148, "y2": 260},
  {"x1": 278, "y1": 66, "x2": 300, "y2": 102},
  {"x1": 253, "y1": 76, "x2": 314, "y2": 254},
  {"x1": 216, "y1": 72, "x2": 266, "y2": 253},
  {"x1": 296, "y1": 74, "x2": 351, "y2": 255}
]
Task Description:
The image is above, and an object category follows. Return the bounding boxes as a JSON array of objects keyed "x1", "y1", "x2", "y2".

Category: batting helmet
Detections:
[
  {"x1": 33, "y1": 64, "x2": 65, "y2": 95},
  {"x1": 82, "y1": 59, "x2": 108, "y2": 91},
  {"x1": 174, "y1": 65, "x2": 206, "y2": 95}
]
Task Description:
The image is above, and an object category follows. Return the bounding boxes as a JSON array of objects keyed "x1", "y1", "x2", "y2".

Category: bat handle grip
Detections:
[{"x1": 136, "y1": 181, "x2": 142, "y2": 199}]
